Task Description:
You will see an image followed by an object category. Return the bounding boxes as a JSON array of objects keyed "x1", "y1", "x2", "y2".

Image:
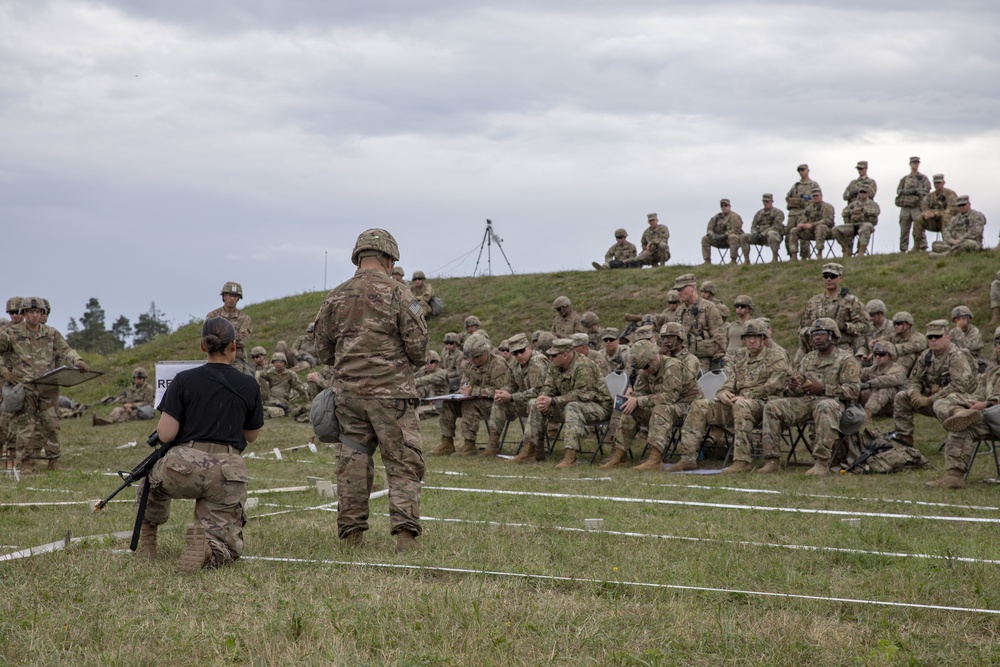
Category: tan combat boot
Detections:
[
  {"x1": 788, "y1": 252, "x2": 798, "y2": 262},
  {"x1": 942, "y1": 408, "x2": 983, "y2": 432},
  {"x1": 663, "y1": 459, "x2": 696, "y2": 473},
  {"x1": 554, "y1": 449, "x2": 577, "y2": 469},
  {"x1": 453, "y1": 439, "x2": 478, "y2": 456},
  {"x1": 480, "y1": 432, "x2": 502, "y2": 457},
  {"x1": 342, "y1": 531, "x2": 364, "y2": 547},
  {"x1": 511, "y1": 440, "x2": 535, "y2": 462},
  {"x1": 743, "y1": 249, "x2": 751, "y2": 265},
  {"x1": 395, "y1": 530, "x2": 422, "y2": 552},
  {"x1": 925, "y1": 471, "x2": 966, "y2": 489},
  {"x1": 46, "y1": 457, "x2": 64, "y2": 471},
  {"x1": 592, "y1": 261, "x2": 604, "y2": 271},
  {"x1": 722, "y1": 460, "x2": 753, "y2": 474},
  {"x1": 632, "y1": 448, "x2": 664, "y2": 471},
  {"x1": 755, "y1": 459, "x2": 781, "y2": 474},
  {"x1": 857, "y1": 245, "x2": 867, "y2": 257},
  {"x1": 177, "y1": 524, "x2": 213, "y2": 574},
  {"x1": 431, "y1": 436, "x2": 455, "y2": 456},
  {"x1": 599, "y1": 448, "x2": 629, "y2": 470},
  {"x1": 92, "y1": 413, "x2": 112, "y2": 426},
  {"x1": 771, "y1": 252, "x2": 779, "y2": 264},
  {"x1": 805, "y1": 459, "x2": 831, "y2": 476},
  {"x1": 136, "y1": 520, "x2": 158, "y2": 561}
]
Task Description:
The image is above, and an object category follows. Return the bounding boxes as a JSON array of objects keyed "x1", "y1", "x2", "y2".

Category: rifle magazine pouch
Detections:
[
  {"x1": 0, "y1": 383, "x2": 25, "y2": 413},
  {"x1": 310, "y1": 388, "x2": 341, "y2": 443}
]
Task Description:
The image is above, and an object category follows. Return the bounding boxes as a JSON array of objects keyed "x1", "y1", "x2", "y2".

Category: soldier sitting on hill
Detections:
[{"x1": 258, "y1": 352, "x2": 309, "y2": 418}]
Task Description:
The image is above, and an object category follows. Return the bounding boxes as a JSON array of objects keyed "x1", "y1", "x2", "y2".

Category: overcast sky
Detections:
[{"x1": 2, "y1": 0, "x2": 998, "y2": 337}]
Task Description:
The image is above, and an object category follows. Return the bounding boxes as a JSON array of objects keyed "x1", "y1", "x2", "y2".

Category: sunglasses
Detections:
[
  {"x1": 735, "y1": 304, "x2": 749, "y2": 309},
  {"x1": 615, "y1": 235, "x2": 625, "y2": 239},
  {"x1": 252, "y1": 354, "x2": 265, "y2": 359},
  {"x1": 797, "y1": 168, "x2": 807, "y2": 172},
  {"x1": 512, "y1": 348, "x2": 527, "y2": 355},
  {"x1": 822, "y1": 273, "x2": 839, "y2": 279},
  {"x1": 927, "y1": 334, "x2": 944, "y2": 340},
  {"x1": 892, "y1": 321, "x2": 907, "y2": 326},
  {"x1": 874, "y1": 352, "x2": 888, "y2": 358},
  {"x1": 602, "y1": 338, "x2": 616, "y2": 343}
]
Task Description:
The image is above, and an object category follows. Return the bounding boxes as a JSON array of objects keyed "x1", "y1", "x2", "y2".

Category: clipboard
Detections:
[{"x1": 30, "y1": 366, "x2": 105, "y2": 388}]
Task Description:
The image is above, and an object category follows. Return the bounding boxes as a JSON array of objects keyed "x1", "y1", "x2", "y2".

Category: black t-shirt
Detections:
[{"x1": 157, "y1": 363, "x2": 264, "y2": 451}]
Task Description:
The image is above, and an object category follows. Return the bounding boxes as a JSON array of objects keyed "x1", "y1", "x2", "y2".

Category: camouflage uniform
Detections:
[
  {"x1": 206, "y1": 306, "x2": 253, "y2": 367},
  {"x1": 930, "y1": 205, "x2": 987, "y2": 257},
  {"x1": 859, "y1": 319, "x2": 893, "y2": 360},
  {"x1": 636, "y1": 219, "x2": 671, "y2": 266},
  {"x1": 892, "y1": 342, "x2": 977, "y2": 441},
  {"x1": 843, "y1": 173, "x2": 878, "y2": 204},
  {"x1": 552, "y1": 309, "x2": 586, "y2": 338},
  {"x1": 681, "y1": 341, "x2": 790, "y2": 465},
  {"x1": 834, "y1": 198, "x2": 880, "y2": 256},
  {"x1": 701, "y1": 208, "x2": 745, "y2": 264},
  {"x1": 613, "y1": 352, "x2": 695, "y2": 459},
  {"x1": 459, "y1": 348, "x2": 511, "y2": 443},
  {"x1": 601, "y1": 234, "x2": 638, "y2": 269},
  {"x1": 933, "y1": 363, "x2": 1000, "y2": 474},
  {"x1": 525, "y1": 352, "x2": 612, "y2": 453},
  {"x1": 489, "y1": 350, "x2": 548, "y2": 438},
  {"x1": 762, "y1": 347, "x2": 861, "y2": 462},
  {"x1": 860, "y1": 357, "x2": 907, "y2": 418},
  {"x1": 784, "y1": 175, "x2": 819, "y2": 254},
  {"x1": 677, "y1": 297, "x2": 727, "y2": 372},
  {"x1": 415, "y1": 359, "x2": 449, "y2": 400},
  {"x1": 895, "y1": 165, "x2": 931, "y2": 251},
  {"x1": 438, "y1": 336, "x2": 464, "y2": 441},
  {"x1": 0, "y1": 321, "x2": 83, "y2": 469},
  {"x1": 290, "y1": 331, "x2": 319, "y2": 371},
  {"x1": 950, "y1": 324, "x2": 983, "y2": 362},
  {"x1": 258, "y1": 365, "x2": 309, "y2": 416},
  {"x1": 108, "y1": 382, "x2": 155, "y2": 423},
  {"x1": 917, "y1": 182, "x2": 957, "y2": 241},
  {"x1": 797, "y1": 287, "x2": 870, "y2": 360},
  {"x1": 601, "y1": 343, "x2": 630, "y2": 373},
  {"x1": 789, "y1": 198, "x2": 835, "y2": 260},
  {"x1": 409, "y1": 278, "x2": 436, "y2": 318},
  {"x1": 314, "y1": 243, "x2": 429, "y2": 541},
  {"x1": 742, "y1": 203, "x2": 785, "y2": 263}
]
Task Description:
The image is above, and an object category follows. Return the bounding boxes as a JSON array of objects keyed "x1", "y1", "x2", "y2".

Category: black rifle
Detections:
[
  {"x1": 93, "y1": 431, "x2": 174, "y2": 551},
  {"x1": 99, "y1": 391, "x2": 127, "y2": 405},
  {"x1": 840, "y1": 436, "x2": 893, "y2": 474}
]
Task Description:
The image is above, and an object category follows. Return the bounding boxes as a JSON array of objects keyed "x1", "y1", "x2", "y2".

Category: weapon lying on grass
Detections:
[
  {"x1": 93, "y1": 431, "x2": 174, "y2": 551},
  {"x1": 839, "y1": 436, "x2": 894, "y2": 475}
]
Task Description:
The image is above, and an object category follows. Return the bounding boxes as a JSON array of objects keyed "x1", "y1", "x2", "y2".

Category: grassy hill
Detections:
[{"x1": 70, "y1": 249, "x2": 996, "y2": 404}]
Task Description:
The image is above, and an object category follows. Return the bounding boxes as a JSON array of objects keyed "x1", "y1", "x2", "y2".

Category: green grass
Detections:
[{"x1": 7, "y1": 249, "x2": 1000, "y2": 665}]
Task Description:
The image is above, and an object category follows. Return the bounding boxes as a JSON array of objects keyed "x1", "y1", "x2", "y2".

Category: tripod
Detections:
[{"x1": 473, "y1": 219, "x2": 515, "y2": 276}]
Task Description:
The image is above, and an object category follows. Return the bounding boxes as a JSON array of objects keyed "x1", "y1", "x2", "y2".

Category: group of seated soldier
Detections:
[
  {"x1": 419, "y1": 263, "x2": 997, "y2": 489},
  {"x1": 592, "y1": 158, "x2": 988, "y2": 267}
]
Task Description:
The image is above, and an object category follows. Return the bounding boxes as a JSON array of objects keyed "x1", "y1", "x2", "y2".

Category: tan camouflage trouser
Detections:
[
  {"x1": 489, "y1": 401, "x2": 528, "y2": 443},
  {"x1": 143, "y1": 442, "x2": 248, "y2": 565},
  {"x1": 762, "y1": 396, "x2": 844, "y2": 461},
  {"x1": 701, "y1": 233, "x2": 741, "y2": 264},
  {"x1": 891, "y1": 390, "x2": 936, "y2": 438},
  {"x1": 335, "y1": 396, "x2": 424, "y2": 539},
  {"x1": 741, "y1": 231, "x2": 782, "y2": 262},
  {"x1": 932, "y1": 395, "x2": 983, "y2": 473},
  {"x1": 785, "y1": 211, "x2": 804, "y2": 255},
  {"x1": 930, "y1": 239, "x2": 982, "y2": 256},
  {"x1": 913, "y1": 215, "x2": 943, "y2": 248},
  {"x1": 460, "y1": 398, "x2": 493, "y2": 441},
  {"x1": 680, "y1": 397, "x2": 772, "y2": 464},
  {"x1": 833, "y1": 223, "x2": 874, "y2": 256},
  {"x1": 636, "y1": 243, "x2": 670, "y2": 267},
  {"x1": 614, "y1": 402, "x2": 686, "y2": 455},
  {"x1": 13, "y1": 388, "x2": 59, "y2": 467},
  {"x1": 861, "y1": 387, "x2": 896, "y2": 418},
  {"x1": 526, "y1": 400, "x2": 611, "y2": 452},
  {"x1": 787, "y1": 224, "x2": 832, "y2": 260},
  {"x1": 439, "y1": 400, "x2": 461, "y2": 438},
  {"x1": 898, "y1": 206, "x2": 922, "y2": 251}
]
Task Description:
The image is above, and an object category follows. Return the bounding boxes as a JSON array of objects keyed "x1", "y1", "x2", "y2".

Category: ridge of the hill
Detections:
[{"x1": 69, "y1": 251, "x2": 995, "y2": 403}]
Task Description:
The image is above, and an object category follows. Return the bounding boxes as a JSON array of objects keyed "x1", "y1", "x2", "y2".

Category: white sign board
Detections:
[{"x1": 154, "y1": 361, "x2": 206, "y2": 407}]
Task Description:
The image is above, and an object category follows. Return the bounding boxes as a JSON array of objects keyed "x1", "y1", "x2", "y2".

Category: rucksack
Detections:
[
  {"x1": 310, "y1": 388, "x2": 341, "y2": 443},
  {"x1": 429, "y1": 296, "x2": 444, "y2": 317}
]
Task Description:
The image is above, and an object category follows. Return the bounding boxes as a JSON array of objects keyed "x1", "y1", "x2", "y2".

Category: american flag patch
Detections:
[{"x1": 407, "y1": 300, "x2": 422, "y2": 317}]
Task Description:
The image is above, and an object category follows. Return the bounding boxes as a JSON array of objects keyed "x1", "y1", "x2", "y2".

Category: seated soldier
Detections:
[
  {"x1": 760, "y1": 318, "x2": 861, "y2": 476},
  {"x1": 494, "y1": 333, "x2": 549, "y2": 459},
  {"x1": 93, "y1": 367, "x2": 155, "y2": 426},
  {"x1": 929, "y1": 195, "x2": 986, "y2": 258},
  {"x1": 409, "y1": 271, "x2": 438, "y2": 317},
  {"x1": 415, "y1": 350, "x2": 448, "y2": 418},
  {"x1": 886, "y1": 311, "x2": 927, "y2": 376},
  {"x1": 834, "y1": 186, "x2": 880, "y2": 257},
  {"x1": 290, "y1": 323, "x2": 319, "y2": 372},
  {"x1": 859, "y1": 341, "x2": 907, "y2": 421},
  {"x1": 600, "y1": 328, "x2": 630, "y2": 372},
  {"x1": 258, "y1": 352, "x2": 309, "y2": 418},
  {"x1": 931, "y1": 327, "x2": 1000, "y2": 488},
  {"x1": 515, "y1": 338, "x2": 612, "y2": 468},
  {"x1": 949, "y1": 305, "x2": 983, "y2": 363},
  {"x1": 675, "y1": 320, "x2": 790, "y2": 474},
  {"x1": 788, "y1": 188, "x2": 834, "y2": 261},
  {"x1": 593, "y1": 228, "x2": 637, "y2": 270},
  {"x1": 891, "y1": 320, "x2": 977, "y2": 446},
  {"x1": 741, "y1": 193, "x2": 785, "y2": 264},
  {"x1": 701, "y1": 199, "x2": 744, "y2": 265},
  {"x1": 600, "y1": 339, "x2": 698, "y2": 471},
  {"x1": 454, "y1": 333, "x2": 510, "y2": 456},
  {"x1": 580, "y1": 311, "x2": 602, "y2": 349},
  {"x1": 249, "y1": 346, "x2": 269, "y2": 380},
  {"x1": 635, "y1": 213, "x2": 671, "y2": 267}
]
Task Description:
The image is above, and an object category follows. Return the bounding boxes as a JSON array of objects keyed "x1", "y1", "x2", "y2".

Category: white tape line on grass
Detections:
[
  {"x1": 377, "y1": 513, "x2": 1000, "y2": 566},
  {"x1": 424, "y1": 485, "x2": 1000, "y2": 524},
  {"x1": 0, "y1": 499, "x2": 131, "y2": 508},
  {"x1": 639, "y1": 481, "x2": 1000, "y2": 513},
  {"x1": 436, "y1": 470, "x2": 613, "y2": 482},
  {"x1": 244, "y1": 555, "x2": 1000, "y2": 616},
  {"x1": 247, "y1": 489, "x2": 389, "y2": 520},
  {"x1": 0, "y1": 531, "x2": 132, "y2": 562}
]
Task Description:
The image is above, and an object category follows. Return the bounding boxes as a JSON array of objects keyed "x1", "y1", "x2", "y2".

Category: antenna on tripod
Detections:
[{"x1": 473, "y1": 219, "x2": 515, "y2": 276}]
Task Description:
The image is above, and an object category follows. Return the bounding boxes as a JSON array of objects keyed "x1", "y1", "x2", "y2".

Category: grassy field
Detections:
[
  {"x1": 4, "y1": 250, "x2": 1000, "y2": 665},
  {"x1": 3, "y1": 410, "x2": 1000, "y2": 665}
]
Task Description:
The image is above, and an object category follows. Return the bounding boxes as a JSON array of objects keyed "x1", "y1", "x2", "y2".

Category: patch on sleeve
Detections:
[{"x1": 407, "y1": 300, "x2": 422, "y2": 317}]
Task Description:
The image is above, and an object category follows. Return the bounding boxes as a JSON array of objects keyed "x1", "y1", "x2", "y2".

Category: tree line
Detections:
[{"x1": 66, "y1": 299, "x2": 172, "y2": 354}]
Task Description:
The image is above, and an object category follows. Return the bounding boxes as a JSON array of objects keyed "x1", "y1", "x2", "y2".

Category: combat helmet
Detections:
[
  {"x1": 659, "y1": 321, "x2": 688, "y2": 339},
  {"x1": 463, "y1": 315, "x2": 481, "y2": 329},
  {"x1": 809, "y1": 317, "x2": 841, "y2": 340},
  {"x1": 553, "y1": 296, "x2": 571, "y2": 310},
  {"x1": 865, "y1": 299, "x2": 887, "y2": 315},
  {"x1": 6, "y1": 297, "x2": 22, "y2": 313},
  {"x1": 391, "y1": 265, "x2": 405, "y2": 277},
  {"x1": 351, "y1": 228, "x2": 400, "y2": 266},
  {"x1": 741, "y1": 321, "x2": 767, "y2": 338},
  {"x1": 734, "y1": 294, "x2": 755, "y2": 310},
  {"x1": 427, "y1": 350, "x2": 441, "y2": 363},
  {"x1": 132, "y1": 367, "x2": 148, "y2": 379},
  {"x1": 412, "y1": 270, "x2": 426, "y2": 279},
  {"x1": 580, "y1": 311, "x2": 600, "y2": 327},
  {"x1": 463, "y1": 333, "x2": 491, "y2": 357},
  {"x1": 630, "y1": 340, "x2": 659, "y2": 370},
  {"x1": 951, "y1": 305, "x2": 973, "y2": 320},
  {"x1": 221, "y1": 282, "x2": 244, "y2": 298},
  {"x1": 19, "y1": 297, "x2": 45, "y2": 312}
]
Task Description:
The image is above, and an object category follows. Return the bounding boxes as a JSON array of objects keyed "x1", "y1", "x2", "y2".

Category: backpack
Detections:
[
  {"x1": 429, "y1": 296, "x2": 444, "y2": 317},
  {"x1": 310, "y1": 388, "x2": 341, "y2": 443},
  {"x1": 842, "y1": 426, "x2": 929, "y2": 474}
]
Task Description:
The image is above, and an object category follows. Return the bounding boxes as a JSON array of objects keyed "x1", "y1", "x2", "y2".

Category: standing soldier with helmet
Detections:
[
  {"x1": 314, "y1": 229, "x2": 428, "y2": 551},
  {"x1": 0, "y1": 297, "x2": 89, "y2": 472},
  {"x1": 207, "y1": 282, "x2": 253, "y2": 375}
]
